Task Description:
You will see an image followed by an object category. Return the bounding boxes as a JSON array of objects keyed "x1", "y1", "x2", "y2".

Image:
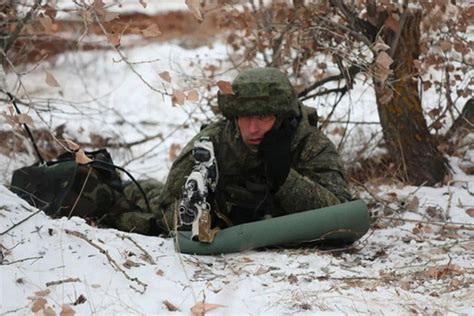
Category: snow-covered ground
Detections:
[{"x1": 1, "y1": 13, "x2": 473, "y2": 315}]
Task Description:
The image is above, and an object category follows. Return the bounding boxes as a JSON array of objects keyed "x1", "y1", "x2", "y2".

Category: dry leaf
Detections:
[
  {"x1": 171, "y1": 90, "x2": 186, "y2": 106},
  {"x1": 376, "y1": 51, "x2": 393, "y2": 70},
  {"x1": 34, "y1": 289, "x2": 51, "y2": 297},
  {"x1": 142, "y1": 24, "x2": 161, "y2": 37},
  {"x1": 17, "y1": 113, "x2": 34, "y2": 127},
  {"x1": 139, "y1": 0, "x2": 147, "y2": 8},
  {"x1": 378, "y1": 87, "x2": 393, "y2": 105},
  {"x1": 44, "y1": 306, "x2": 57, "y2": 316},
  {"x1": 156, "y1": 269, "x2": 164, "y2": 276},
  {"x1": 241, "y1": 256, "x2": 253, "y2": 263},
  {"x1": 186, "y1": 89, "x2": 200, "y2": 102},
  {"x1": 287, "y1": 274, "x2": 298, "y2": 284},
  {"x1": 190, "y1": 302, "x2": 225, "y2": 316},
  {"x1": 216, "y1": 80, "x2": 234, "y2": 95},
  {"x1": 439, "y1": 40, "x2": 452, "y2": 52},
  {"x1": 31, "y1": 298, "x2": 47, "y2": 312},
  {"x1": 159, "y1": 71, "x2": 172, "y2": 82},
  {"x1": 94, "y1": 0, "x2": 106, "y2": 15},
  {"x1": 64, "y1": 139, "x2": 80, "y2": 152},
  {"x1": 123, "y1": 259, "x2": 140, "y2": 269},
  {"x1": 45, "y1": 71, "x2": 60, "y2": 87},
  {"x1": 406, "y1": 196, "x2": 419, "y2": 212},
  {"x1": 103, "y1": 11, "x2": 120, "y2": 22},
  {"x1": 168, "y1": 143, "x2": 182, "y2": 161},
  {"x1": 459, "y1": 241, "x2": 474, "y2": 251},
  {"x1": 163, "y1": 300, "x2": 180, "y2": 312},
  {"x1": 186, "y1": 0, "x2": 203, "y2": 22},
  {"x1": 384, "y1": 15, "x2": 400, "y2": 32},
  {"x1": 59, "y1": 304, "x2": 75, "y2": 316},
  {"x1": 386, "y1": 192, "x2": 398, "y2": 200},
  {"x1": 373, "y1": 39, "x2": 390, "y2": 52},
  {"x1": 466, "y1": 208, "x2": 474, "y2": 217},
  {"x1": 106, "y1": 33, "x2": 121, "y2": 47},
  {"x1": 39, "y1": 15, "x2": 54, "y2": 32},
  {"x1": 75, "y1": 149, "x2": 92, "y2": 165}
]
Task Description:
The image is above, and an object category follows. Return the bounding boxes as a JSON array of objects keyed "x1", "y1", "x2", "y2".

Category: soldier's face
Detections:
[{"x1": 237, "y1": 115, "x2": 277, "y2": 145}]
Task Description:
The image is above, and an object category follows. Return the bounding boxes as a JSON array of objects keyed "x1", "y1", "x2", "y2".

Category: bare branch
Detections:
[
  {"x1": 298, "y1": 65, "x2": 360, "y2": 98},
  {"x1": 3, "y1": 1, "x2": 41, "y2": 54}
]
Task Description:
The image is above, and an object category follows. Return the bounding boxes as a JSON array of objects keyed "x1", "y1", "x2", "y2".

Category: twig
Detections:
[
  {"x1": 45, "y1": 277, "x2": 81, "y2": 287},
  {"x1": 389, "y1": 0, "x2": 408, "y2": 58},
  {"x1": 65, "y1": 229, "x2": 147, "y2": 294},
  {"x1": 67, "y1": 167, "x2": 92, "y2": 219},
  {"x1": 298, "y1": 65, "x2": 360, "y2": 98},
  {"x1": 3, "y1": 1, "x2": 41, "y2": 54},
  {"x1": 1, "y1": 256, "x2": 43, "y2": 265},
  {"x1": 0, "y1": 209, "x2": 42, "y2": 236},
  {"x1": 116, "y1": 234, "x2": 156, "y2": 265}
]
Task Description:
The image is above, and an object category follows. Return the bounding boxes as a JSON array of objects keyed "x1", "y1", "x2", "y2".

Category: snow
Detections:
[{"x1": 1, "y1": 23, "x2": 474, "y2": 316}]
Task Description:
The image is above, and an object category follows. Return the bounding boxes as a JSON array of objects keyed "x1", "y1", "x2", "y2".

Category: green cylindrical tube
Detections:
[{"x1": 175, "y1": 200, "x2": 370, "y2": 255}]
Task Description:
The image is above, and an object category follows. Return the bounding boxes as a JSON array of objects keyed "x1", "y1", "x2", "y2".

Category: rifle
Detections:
[{"x1": 178, "y1": 136, "x2": 220, "y2": 242}]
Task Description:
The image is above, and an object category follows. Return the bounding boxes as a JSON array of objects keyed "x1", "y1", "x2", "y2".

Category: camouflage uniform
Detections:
[{"x1": 150, "y1": 67, "x2": 352, "y2": 234}]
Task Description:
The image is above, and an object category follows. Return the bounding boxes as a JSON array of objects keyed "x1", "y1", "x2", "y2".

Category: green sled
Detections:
[{"x1": 175, "y1": 199, "x2": 370, "y2": 255}]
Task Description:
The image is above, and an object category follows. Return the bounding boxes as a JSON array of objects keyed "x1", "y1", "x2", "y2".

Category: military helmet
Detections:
[{"x1": 217, "y1": 67, "x2": 300, "y2": 119}]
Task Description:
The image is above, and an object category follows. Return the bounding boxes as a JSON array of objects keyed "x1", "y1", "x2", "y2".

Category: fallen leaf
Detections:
[
  {"x1": 406, "y1": 196, "x2": 419, "y2": 212},
  {"x1": 191, "y1": 302, "x2": 225, "y2": 316},
  {"x1": 171, "y1": 89, "x2": 185, "y2": 106},
  {"x1": 287, "y1": 274, "x2": 298, "y2": 284},
  {"x1": 465, "y1": 208, "x2": 474, "y2": 217},
  {"x1": 438, "y1": 40, "x2": 452, "y2": 52},
  {"x1": 216, "y1": 80, "x2": 234, "y2": 95},
  {"x1": 163, "y1": 300, "x2": 180, "y2": 312},
  {"x1": 35, "y1": 289, "x2": 51, "y2": 297},
  {"x1": 59, "y1": 304, "x2": 75, "y2": 316},
  {"x1": 139, "y1": 0, "x2": 147, "y2": 8},
  {"x1": 73, "y1": 294, "x2": 87, "y2": 305},
  {"x1": 459, "y1": 241, "x2": 474, "y2": 251},
  {"x1": 142, "y1": 24, "x2": 161, "y2": 37},
  {"x1": 123, "y1": 259, "x2": 140, "y2": 269},
  {"x1": 186, "y1": 89, "x2": 200, "y2": 102},
  {"x1": 255, "y1": 266, "x2": 270, "y2": 275},
  {"x1": 241, "y1": 256, "x2": 253, "y2": 263},
  {"x1": 45, "y1": 71, "x2": 60, "y2": 87},
  {"x1": 159, "y1": 71, "x2": 172, "y2": 82},
  {"x1": 186, "y1": 0, "x2": 203, "y2": 22},
  {"x1": 31, "y1": 298, "x2": 47, "y2": 312},
  {"x1": 44, "y1": 306, "x2": 57, "y2": 316},
  {"x1": 156, "y1": 269, "x2": 164, "y2": 276},
  {"x1": 386, "y1": 192, "x2": 397, "y2": 200}
]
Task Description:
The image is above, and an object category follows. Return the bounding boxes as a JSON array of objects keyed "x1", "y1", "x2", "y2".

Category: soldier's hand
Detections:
[{"x1": 259, "y1": 117, "x2": 297, "y2": 190}]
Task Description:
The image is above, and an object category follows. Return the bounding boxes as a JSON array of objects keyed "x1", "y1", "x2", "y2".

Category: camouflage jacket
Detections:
[{"x1": 157, "y1": 107, "x2": 352, "y2": 233}]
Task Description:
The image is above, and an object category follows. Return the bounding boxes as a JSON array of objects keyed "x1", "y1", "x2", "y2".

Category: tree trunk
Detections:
[{"x1": 374, "y1": 10, "x2": 449, "y2": 185}]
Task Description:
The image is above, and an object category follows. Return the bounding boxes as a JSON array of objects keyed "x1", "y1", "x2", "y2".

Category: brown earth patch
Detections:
[{"x1": 10, "y1": 10, "x2": 224, "y2": 64}]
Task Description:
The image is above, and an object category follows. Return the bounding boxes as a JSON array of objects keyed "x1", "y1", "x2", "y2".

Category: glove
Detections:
[
  {"x1": 225, "y1": 181, "x2": 273, "y2": 218},
  {"x1": 259, "y1": 116, "x2": 297, "y2": 190}
]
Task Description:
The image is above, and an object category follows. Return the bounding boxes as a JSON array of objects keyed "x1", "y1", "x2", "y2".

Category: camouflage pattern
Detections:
[
  {"x1": 21, "y1": 68, "x2": 350, "y2": 236},
  {"x1": 218, "y1": 67, "x2": 300, "y2": 118},
  {"x1": 153, "y1": 106, "x2": 352, "y2": 234}
]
